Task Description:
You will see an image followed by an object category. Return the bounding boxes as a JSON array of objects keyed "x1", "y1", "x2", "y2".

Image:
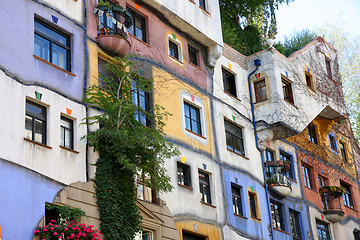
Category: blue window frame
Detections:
[
  {"x1": 328, "y1": 131, "x2": 338, "y2": 152},
  {"x1": 34, "y1": 19, "x2": 70, "y2": 71},
  {"x1": 184, "y1": 102, "x2": 202, "y2": 135},
  {"x1": 280, "y1": 150, "x2": 293, "y2": 179},
  {"x1": 270, "y1": 200, "x2": 285, "y2": 231},
  {"x1": 132, "y1": 80, "x2": 151, "y2": 127}
]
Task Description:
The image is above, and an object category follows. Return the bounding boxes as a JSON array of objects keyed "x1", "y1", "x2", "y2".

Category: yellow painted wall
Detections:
[
  {"x1": 176, "y1": 220, "x2": 222, "y2": 240},
  {"x1": 153, "y1": 67, "x2": 213, "y2": 154}
]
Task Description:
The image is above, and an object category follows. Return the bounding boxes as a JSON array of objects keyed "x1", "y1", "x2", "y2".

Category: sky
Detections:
[{"x1": 275, "y1": 0, "x2": 360, "y2": 42}]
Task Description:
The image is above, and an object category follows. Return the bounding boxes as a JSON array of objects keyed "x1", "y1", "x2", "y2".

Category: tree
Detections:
[
  {"x1": 83, "y1": 56, "x2": 179, "y2": 240},
  {"x1": 219, "y1": 0, "x2": 294, "y2": 55},
  {"x1": 282, "y1": 29, "x2": 317, "y2": 57}
]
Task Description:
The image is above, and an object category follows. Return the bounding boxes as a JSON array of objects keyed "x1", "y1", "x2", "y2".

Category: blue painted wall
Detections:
[{"x1": 0, "y1": 159, "x2": 64, "y2": 239}]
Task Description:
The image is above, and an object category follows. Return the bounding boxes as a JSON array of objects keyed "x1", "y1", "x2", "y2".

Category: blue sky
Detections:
[{"x1": 275, "y1": 0, "x2": 360, "y2": 41}]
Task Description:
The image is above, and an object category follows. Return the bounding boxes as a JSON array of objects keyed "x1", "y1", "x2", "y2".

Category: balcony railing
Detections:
[{"x1": 266, "y1": 160, "x2": 292, "y2": 198}]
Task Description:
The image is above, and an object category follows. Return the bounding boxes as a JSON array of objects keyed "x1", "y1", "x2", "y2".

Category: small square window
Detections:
[
  {"x1": 222, "y1": 68, "x2": 237, "y2": 97},
  {"x1": 169, "y1": 40, "x2": 180, "y2": 60},
  {"x1": 254, "y1": 79, "x2": 267, "y2": 102},
  {"x1": 308, "y1": 124, "x2": 318, "y2": 144},
  {"x1": 199, "y1": 170, "x2": 211, "y2": 205},
  {"x1": 248, "y1": 191, "x2": 259, "y2": 219},
  {"x1": 128, "y1": 8, "x2": 147, "y2": 42},
  {"x1": 339, "y1": 141, "x2": 347, "y2": 162},
  {"x1": 316, "y1": 220, "x2": 330, "y2": 240},
  {"x1": 177, "y1": 162, "x2": 191, "y2": 188},
  {"x1": 341, "y1": 183, "x2": 354, "y2": 209},
  {"x1": 325, "y1": 58, "x2": 332, "y2": 79},
  {"x1": 199, "y1": 0, "x2": 207, "y2": 10},
  {"x1": 224, "y1": 120, "x2": 245, "y2": 156},
  {"x1": 34, "y1": 19, "x2": 71, "y2": 71},
  {"x1": 289, "y1": 209, "x2": 302, "y2": 240},
  {"x1": 184, "y1": 102, "x2": 202, "y2": 135},
  {"x1": 270, "y1": 200, "x2": 285, "y2": 231},
  {"x1": 188, "y1": 46, "x2": 199, "y2": 66},
  {"x1": 60, "y1": 116, "x2": 74, "y2": 149},
  {"x1": 302, "y1": 164, "x2": 313, "y2": 189},
  {"x1": 231, "y1": 184, "x2": 243, "y2": 216},
  {"x1": 305, "y1": 72, "x2": 313, "y2": 89},
  {"x1": 25, "y1": 100, "x2": 47, "y2": 144},
  {"x1": 282, "y1": 77, "x2": 294, "y2": 104}
]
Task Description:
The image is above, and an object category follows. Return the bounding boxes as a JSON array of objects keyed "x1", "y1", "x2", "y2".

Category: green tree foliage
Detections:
[
  {"x1": 282, "y1": 29, "x2": 317, "y2": 57},
  {"x1": 83, "y1": 56, "x2": 179, "y2": 239},
  {"x1": 219, "y1": 0, "x2": 294, "y2": 55}
]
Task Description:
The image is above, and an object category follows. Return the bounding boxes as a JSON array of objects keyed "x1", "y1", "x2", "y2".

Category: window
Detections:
[
  {"x1": 354, "y1": 229, "x2": 360, "y2": 240},
  {"x1": 339, "y1": 141, "x2": 347, "y2": 162},
  {"x1": 341, "y1": 183, "x2": 354, "y2": 209},
  {"x1": 128, "y1": 8, "x2": 147, "y2": 42},
  {"x1": 325, "y1": 58, "x2": 332, "y2": 79},
  {"x1": 225, "y1": 120, "x2": 245, "y2": 156},
  {"x1": 183, "y1": 231, "x2": 206, "y2": 240},
  {"x1": 308, "y1": 124, "x2": 318, "y2": 144},
  {"x1": 289, "y1": 209, "x2": 302, "y2": 240},
  {"x1": 188, "y1": 46, "x2": 199, "y2": 66},
  {"x1": 265, "y1": 149, "x2": 276, "y2": 177},
  {"x1": 98, "y1": 57, "x2": 118, "y2": 88},
  {"x1": 45, "y1": 204, "x2": 60, "y2": 225},
  {"x1": 135, "y1": 229, "x2": 153, "y2": 240},
  {"x1": 305, "y1": 72, "x2": 313, "y2": 89},
  {"x1": 270, "y1": 200, "x2": 285, "y2": 231},
  {"x1": 25, "y1": 100, "x2": 47, "y2": 144},
  {"x1": 280, "y1": 151, "x2": 293, "y2": 179},
  {"x1": 60, "y1": 116, "x2": 73, "y2": 149},
  {"x1": 177, "y1": 162, "x2": 191, "y2": 188},
  {"x1": 316, "y1": 220, "x2": 330, "y2": 240},
  {"x1": 318, "y1": 176, "x2": 329, "y2": 210},
  {"x1": 136, "y1": 174, "x2": 153, "y2": 202},
  {"x1": 132, "y1": 80, "x2": 151, "y2": 127},
  {"x1": 199, "y1": 170, "x2": 211, "y2": 204},
  {"x1": 231, "y1": 184, "x2": 243, "y2": 216},
  {"x1": 282, "y1": 78, "x2": 294, "y2": 104},
  {"x1": 97, "y1": 1, "x2": 127, "y2": 37},
  {"x1": 248, "y1": 192, "x2": 259, "y2": 219},
  {"x1": 169, "y1": 40, "x2": 180, "y2": 60},
  {"x1": 222, "y1": 68, "x2": 237, "y2": 97},
  {"x1": 199, "y1": 0, "x2": 207, "y2": 10},
  {"x1": 302, "y1": 164, "x2": 313, "y2": 189},
  {"x1": 34, "y1": 19, "x2": 70, "y2": 71},
  {"x1": 254, "y1": 79, "x2": 267, "y2": 102},
  {"x1": 328, "y1": 133, "x2": 337, "y2": 151},
  {"x1": 184, "y1": 102, "x2": 202, "y2": 135}
]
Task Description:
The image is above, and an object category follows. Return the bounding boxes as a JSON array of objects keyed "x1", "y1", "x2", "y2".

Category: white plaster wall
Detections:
[
  {"x1": 39, "y1": 0, "x2": 84, "y2": 25},
  {"x1": 309, "y1": 207, "x2": 334, "y2": 240},
  {"x1": 222, "y1": 225, "x2": 253, "y2": 240},
  {"x1": 0, "y1": 70, "x2": 87, "y2": 184},
  {"x1": 160, "y1": 146, "x2": 226, "y2": 224}
]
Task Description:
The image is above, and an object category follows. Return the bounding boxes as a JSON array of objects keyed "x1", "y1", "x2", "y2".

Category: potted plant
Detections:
[
  {"x1": 96, "y1": 0, "x2": 110, "y2": 11},
  {"x1": 319, "y1": 186, "x2": 345, "y2": 198},
  {"x1": 267, "y1": 177, "x2": 277, "y2": 186}
]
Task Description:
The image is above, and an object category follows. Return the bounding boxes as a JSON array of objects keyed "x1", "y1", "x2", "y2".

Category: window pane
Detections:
[
  {"x1": 35, "y1": 21, "x2": 67, "y2": 45},
  {"x1": 226, "y1": 132, "x2": 233, "y2": 151},
  {"x1": 26, "y1": 102, "x2": 45, "y2": 118},
  {"x1": 233, "y1": 137, "x2": 244, "y2": 155},
  {"x1": 64, "y1": 128, "x2": 71, "y2": 148},
  {"x1": 34, "y1": 34, "x2": 50, "y2": 62},
  {"x1": 34, "y1": 119, "x2": 44, "y2": 143},
  {"x1": 52, "y1": 44, "x2": 68, "y2": 70},
  {"x1": 61, "y1": 127, "x2": 65, "y2": 147},
  {"x1": 25, "y1": 115, "x2": 33, "y2": 139}
]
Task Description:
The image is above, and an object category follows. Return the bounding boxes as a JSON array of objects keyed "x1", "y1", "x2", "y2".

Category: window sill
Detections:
[
  {"x1": 60, "y1": 145, "x2": 79, "y2": 154},
  {"x1": 169, "y1": 54, "x2": 184, "y2": 65},
  {"x1": 24, "y1": 138, "x2": 52, "y2": 149},
  {"x1": 185, "y1": 128, "x2": 206, "y2": 139},
  {"x1": 200, "y1": 201, "x2": 216, "y2": 208},
  {"x1": 129, "y1": 33, "x2": 151, "y2": 48},
  {"x1": 178, "y1": 183, "x2": 193, "y2": 190},
  {"x1": 189, "y1": 62, "x2": 202, "y2": 71},
  {"x1": 224, "y1": 91, "x2": 241, "y2": 102},
  {"x1": 227, "y1": 148, "x2": 249, "y2": 160},
  {"x1": 34, "y1": 55, "x2": 76, "y2": 76},
  {"x1": 273, "y1": 228, "x2": 290, "y2": 235},
  {"x1": 199, "y1": 6, "x2": 210, "y2": 15},
  {"x1": 189, "y1": 0, "x2": 195, "y2": 3},
  {"x1": 254, "y1": 99, "x2": 268, "y2": 104},
  {"x1": 234, "y1": 213, "x2": 247, "y2": 219},
  {"x1": 250, "y1": 216, "x2": 261, "y2": 221},
  {"x1": 344, "y1": 205, "x2": 356, "y2": 211},
  {"x1": 306, "y1": 85, "x2": 317, "y2": 93}
]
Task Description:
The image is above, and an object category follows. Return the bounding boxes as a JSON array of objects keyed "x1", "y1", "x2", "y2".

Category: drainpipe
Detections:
[{"x1": 247, "y1": 59, "x2": 274, "y2": 240}]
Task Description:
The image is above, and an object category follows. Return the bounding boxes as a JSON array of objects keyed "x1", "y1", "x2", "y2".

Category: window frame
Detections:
[
  {"x1": 224, "y1": 120, "x2": 245, "y2": 156},
  {"x1": 25, "y1": 100, "x2": 47, "y2": 145},
  {"x1": 254, "y1": 79, "x2": 268, "y2": 103},
  {"x1": 328, "y1": 132, "x2": 338, "y2": 152},
  {"x1": 231, "y1": 183, "x2": 243, "y2": 217},
  {"x1": 279, "y1": 150, "x2": 293, "y2": 179},
  {"x1": 34, "y1": 18, "x2": 71, "y2": 71},
  {"x1": 127, "y1": 8, "x2": 147, "y2": 43},
  {"x1": 248, "y1": 191, "x2": 260, "y2": 220},
  {"x1": 282, "y1": 77, "x2": 294, "y2": 104},
  {"x1": 289, "y1": 209, "x2": 302, "y2": 240},
  {"x1": 316, "y1": 220, "x2": 330, "y2": 240},
  {"x1": 184, "y1": 101, "x2": 202, "y2": 136},
  {"x1": 270, "y1": 200, "x2": 285, "y2": 231},
  {"x1": 131, "y1": 79, "x2": 152, "y2": 127},
  {"x1": 318, "y1": 175, "x2": 329, "y2": 210},
  {"x1": 308, "y1": 124, "x2": 318, "y2": 144},
  {"x1": 177, "y1": 162, "x2": 192, "y2": 188},
  {"x1": 60, "y1": 116, "x2": 74, "y2": 150},
  {"x1": 168, "y1": 36, "x2": 183, "y2": 63},
  {"x1": 222, "y1": 68, "x2": 237, "y2": 98},
  {"x1": 265, "y1": 149, "x2": 276, "y2": 178},
  {"x1": 198, "y1": 170, "x2": 211, "y2": 205},
  {"x1": 339, "y1": 141, "x2": 348, "y2": 162},
  {"x1": 199, "y1": 0, "x2": 207, "y2": 11},
  {"x1": 302, "y1": 163, "x2": 313, "y2": 189},
  {"x1": 341, "y1": 182, "x2": 354, "y2": 209},
  {"x1": 325, "y1": 58, "x2": 332, "y2": 79},
  {"x1": 188, "y1": 45, "x2": 199, "y2": 67},
  {"x1": 305, "y1": 71, "x2": 314, "y2": 89}
]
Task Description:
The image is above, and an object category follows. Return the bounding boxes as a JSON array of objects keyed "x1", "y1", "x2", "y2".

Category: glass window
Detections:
[
  {"x1": 289, "y1": 209, "x2": 302, "y2": 240},
  {"x1": 128, "y1": 8, "x2": 147, "y2": 42},
  {"x1": 308, "y1": 124, "x2": 318, "y2": 144},
  {"x1": 34, "y1": 20, "x2": 70, "y2": 71},
  {"x1": 316, "y1": 220, "x2": 330, "y2": 240},
  {"x1": 341, "y1": 183, "x2": 354, "y2": 209},
  {"x1": 305, "y1": 72, "x2": 313, "y2": 89},
  {"x1": 325, "y1": 58, "x2": 332, "y2": 79},
  {"x1": 199, "y1": 170, "x2": 211, "y2": 204},
  {"x1": 136, "y1": 174, "x2": 153, "y2": 202},
  {"x1": 254, "y1": 79, "x2": 267, "y2": 102},
  {"x1": 318, "y1": 176, "x2": 329, "y2": 210},
  {"x1": 169, "y1": 40, "x2": 179, "y2": 60},
  {"x1": 282, "y1": 78, "x2": 294, "y2": 104},
  {"x1": 25, "y1": 100, "x2": 47, "y2": 144},
  {"x1": 98, "y1": 57, "x2": 118, "y2": 88},
  {"x1": 231, "y1": 184, "x2": 243, "y2": 216},
  {"x1": 183, "y1": 231, "x2": 206, "y2": 240},
  {"x1": 177, "y1": 162, "x2": 191, "y2": 187},
  {"x1": 270, "y1": 200, "x2": 285, "y2": 231},
  {"x1": 184, "y1": 102, "x2": 202, "y2": 135},
  {"x1": 134, "y1": 229, "x2": 153, "y2": 240},
  {"x1": 225, "y1": 120, "x2": 245, "y2": 156},
  {"x1": 265, "y1": 149, "x2": 276, "y2": 177},
  {"x1": 132, "y1": 80, "x2": 151, "y2": 127},
  {"x1": 222, "y1": 68, "x2": 237, "y2": 97},
  {"x1": 302, "y1": 165, "x2": 312, "y2": 189},
  {"x1": 60, "y1": 116, "x2": 73, "y2": 149},
  {"x1": 248, "y1": 192, "x2": 258, "y2": 219},
  {"x1": 199, "y1": 0, "x2": 207, "y2": 10},
  {"x1": 339, "y1": 141, "x2": 347, "y2": 162},
  {"x1": 328, "y1": 134, "x2": 337, "y2": 151},
  {"x1": 188, "y1": 46, "x2": 198, "y2": 66},
  {"x1": 280, "y1": 151, "x2": 293, "y2": 179}
]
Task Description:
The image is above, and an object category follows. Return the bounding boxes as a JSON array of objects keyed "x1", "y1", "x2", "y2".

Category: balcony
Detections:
[
  {"x1": 94, "y1": 3, "x2": 132, "y2": 56},
  {"x1": 266, "y1": 161, "x2": 292, "y2": 198},
  {"x1": 319, "y1": 186, "x2": 345, "y2": 223}
]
